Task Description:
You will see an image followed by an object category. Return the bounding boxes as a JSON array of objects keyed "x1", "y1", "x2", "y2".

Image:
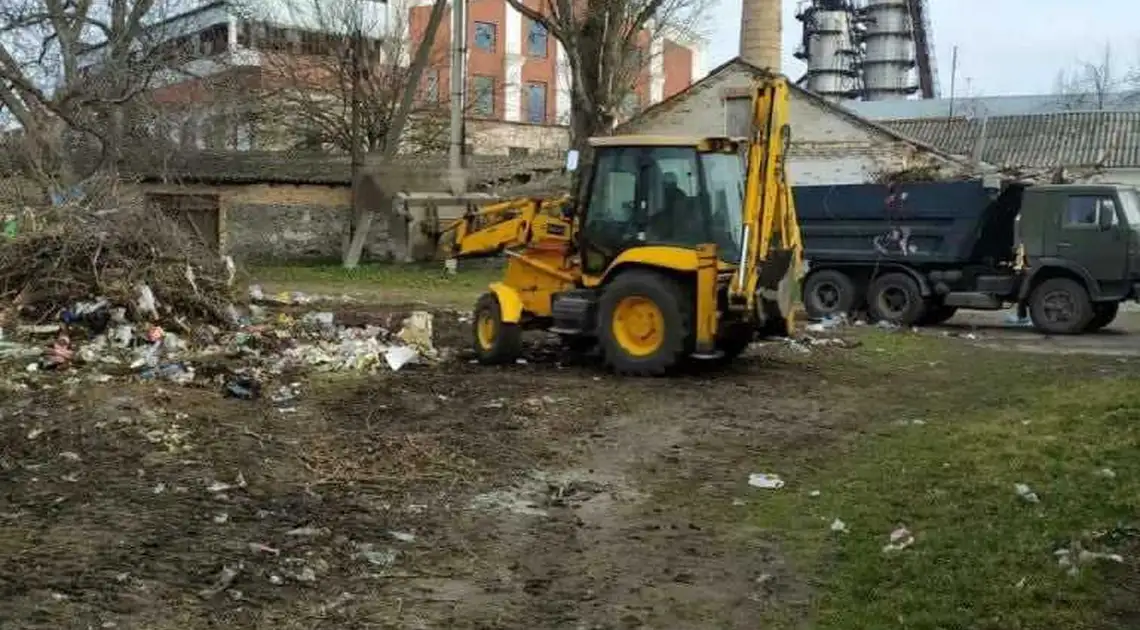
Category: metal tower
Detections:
[
  {"x1": 794, "y1": 0, "x2": 862, "y2": 101},
  {"x1": 794, "y1": 0, "x2": 938, "y2": 101},
  {"x1": 860, "y1": 0, "x2": 917, "y2": 100},
  {"x1": 908, "y1": 0, "x2": 938, "y2": 99}
]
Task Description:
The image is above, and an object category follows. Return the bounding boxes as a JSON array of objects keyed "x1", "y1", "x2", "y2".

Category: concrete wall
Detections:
[
  {"x1": 466, "y1": 119, "x2": 569, "y2": 155},
  {"x1": 139, "y1": 182, "x2": 392, "y2": 263},
  {"x1": 620, "y1": 63, "x2": 956, "y2": 186}
]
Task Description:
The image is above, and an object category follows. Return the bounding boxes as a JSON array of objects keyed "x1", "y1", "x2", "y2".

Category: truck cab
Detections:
[
  {"x1": 1016, "y1": 184, "x2": 1140, "y2": 332},
  {"x1": 1020, "y1": 184, "x2": 1140, "y2": 300}
]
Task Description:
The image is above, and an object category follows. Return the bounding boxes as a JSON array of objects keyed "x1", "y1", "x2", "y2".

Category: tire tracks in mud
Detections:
[{"x1": 461, "y1": 381, "x2": 821, "y2": 630}]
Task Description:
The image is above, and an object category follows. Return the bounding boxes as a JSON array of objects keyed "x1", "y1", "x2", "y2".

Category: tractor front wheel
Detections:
[{"x1": 472, "y1": 292, "x2": 523, "y2": 364}]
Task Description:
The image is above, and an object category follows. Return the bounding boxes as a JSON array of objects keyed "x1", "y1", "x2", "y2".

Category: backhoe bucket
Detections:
[{"x1": 755, "y1": 248, "x2": 801, "y2": 338}]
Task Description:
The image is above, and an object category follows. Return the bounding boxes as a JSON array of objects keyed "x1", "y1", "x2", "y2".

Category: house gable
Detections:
[{"x1": 618, "y1": 57, "x2": 963, "y2": 162}]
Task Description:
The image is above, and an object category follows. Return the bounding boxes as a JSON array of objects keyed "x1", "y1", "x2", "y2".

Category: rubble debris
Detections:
[
  {"x1": 224, "y1": 376, "x2": 262, "y2": 400},
  {"x1": 748, "y1": 473, "x2": 785, "y2": 489},
  {"x1": 1014, "y1": 483, "x2": 1040, "y2": 504},
  {"x1": 882, "y1": 526, "x2": 915, "y2": 553},
  {"x1": 198, "y1": 563, "x2": 243, "y2": 598},
  {"x1": 1055, "y1": 542, "x2": 1125, "y2": 577}
]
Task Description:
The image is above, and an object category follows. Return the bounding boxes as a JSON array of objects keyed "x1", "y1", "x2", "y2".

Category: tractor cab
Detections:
[{"x1": 573, "y1": 136, "x2": 747, "y2": 275}]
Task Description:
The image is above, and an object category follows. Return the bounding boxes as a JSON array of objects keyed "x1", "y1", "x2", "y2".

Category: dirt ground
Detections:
[
  {"x1": 0, "y1": 303, "x2": 864, "y2": 630},
  {"x1": 0, "y1": 299, "x2": 1135, "y2": 630}
]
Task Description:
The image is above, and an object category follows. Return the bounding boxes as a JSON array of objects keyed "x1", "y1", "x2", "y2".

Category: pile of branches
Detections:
[
  {"x1": 868, "y1": 164, "x2": 968, "y2": 184},
  {"x1": 0, "y1": 202, "x2": 242, "y2": 327}
]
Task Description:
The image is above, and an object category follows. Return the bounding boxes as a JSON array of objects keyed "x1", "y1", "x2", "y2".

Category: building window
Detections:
[
  {"x1": 526, "y1": 82, "x2": 546, "y2": 123},
  {"x1": 198, "y1": 23, "x2": 228, "y2": 56},
  {"x1": 724, "y1": 97, "x2": 750, "y2": 137},
  {"x1": 473, "y1": 22, "x2": 496, "y2": 52},
  {"x1": 527, "y1": 20, "x2": 547, "y2": 57},
  {"x1": 473, "y1": 75, "x2": 495, "y2": 116},
  {"x1": 423, "y1": 69, "x2": 439, "y2": 103}
]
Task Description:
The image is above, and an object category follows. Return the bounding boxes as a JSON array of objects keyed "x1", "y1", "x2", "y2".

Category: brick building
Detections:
[
  {"x1": 406, "y1": 0, "x2": 703, "y2": 132},
  {"x1": 76, "y1": 0, "x2": 704, "y2": 155}
]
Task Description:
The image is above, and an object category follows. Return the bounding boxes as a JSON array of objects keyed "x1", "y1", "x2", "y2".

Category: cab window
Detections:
[
  {"x1": 642, "y1": 147, "x2": 702, "y2": 243},
  {"x1": 584, "y1": 147, "x2": 639, "y2": 228},
  {"x1": 1065, "y1": 195, "x2": 1117, "y2": 226}
]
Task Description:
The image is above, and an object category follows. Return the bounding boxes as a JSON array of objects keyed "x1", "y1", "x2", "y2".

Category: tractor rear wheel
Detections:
[
  {"x1": 472, "y1": 292, "x2": 523, "y2": 364},
  {"x1": 597, "y1": 270, "x2": 690, "y2": 376}
]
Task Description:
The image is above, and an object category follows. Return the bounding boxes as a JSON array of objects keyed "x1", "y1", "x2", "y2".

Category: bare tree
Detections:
[
  {"x1": 230, "y1": 0, "x2": 447, "y2": 267},
  {"x1": 1054, "y1": 42, "x2": 1140, "y2": 110},
  {"x1": 0, "y1": 0, "x2": 198, "y2": 198},
  {"x1": 504, "y1": 0, "x2": 706, "y2": 152},
  {"x1": 246, "y1": 0, "x2": 451, "y2": 155}
]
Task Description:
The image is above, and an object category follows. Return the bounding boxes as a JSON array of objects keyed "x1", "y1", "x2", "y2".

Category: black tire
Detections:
[
  {"x1": 803, "y1": 269, "x2": 857, "y2": 320},
  {"x1": 867, "y1": 272, "x2": 927, "y2": 326},
  {"x1": 597, "y1": 270, "x2": 690, "y2": 376},
  {"x1": 559, "y1": 334, "x2": 597, "y2": 354},
  {"x1": 714, "y1": 324, "x2": 754, "y2": 365},
  {"x1": 918, "y1": 304, "x2": 958, "y2": 326},
  {"x1": 472, "y1": 292, "x2": 523, "y2": 364},
  {"x1": 1028, "y1": 277, "x2": 1093, "y2": 335},
  {"x1": 1086, "y1": 302, "x2": 1119, "y2": 332}
]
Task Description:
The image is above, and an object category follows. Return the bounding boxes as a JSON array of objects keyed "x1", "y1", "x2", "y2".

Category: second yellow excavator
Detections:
[{"x1": 438, "y1": 72, "x2": 804, "y2": 375}]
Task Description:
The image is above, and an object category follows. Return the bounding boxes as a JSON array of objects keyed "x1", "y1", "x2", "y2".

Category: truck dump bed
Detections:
[{"x1": 793, "y1": 180, "x2": 1019, "y2": 266}]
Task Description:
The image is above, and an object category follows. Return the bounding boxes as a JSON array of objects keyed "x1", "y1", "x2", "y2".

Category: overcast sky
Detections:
[{"x1": 701, "y1": 0, "x2": 1139, "y2": 97}]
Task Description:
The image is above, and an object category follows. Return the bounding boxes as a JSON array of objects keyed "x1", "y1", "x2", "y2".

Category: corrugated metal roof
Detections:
[
  {"x1": 843, "y1": 92, "x2": 1140, "y2": 120},
  {"x1": 122, "y1": 150, "x2": 565, "y2": 188},
  {"x1": 882, "y1": 112, "x2": 1140, "y2": 169}
]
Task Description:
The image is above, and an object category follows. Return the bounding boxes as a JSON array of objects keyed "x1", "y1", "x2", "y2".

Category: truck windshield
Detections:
[
  {"x1": 1120, "y1": 189, "x2": 1140, "y2": 226},
  {"x1": 700, "y1": 152, "x2": 745, "y2": 263}
]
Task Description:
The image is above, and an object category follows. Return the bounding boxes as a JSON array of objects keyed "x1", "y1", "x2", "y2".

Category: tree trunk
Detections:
[{"x1": 341, "y1": 0, "x2": 449, "y2": 269}]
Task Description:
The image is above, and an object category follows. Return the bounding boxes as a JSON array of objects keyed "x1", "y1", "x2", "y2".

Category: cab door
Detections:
[
  {"x1": 1058, "y1": 194, "x2": 1129, "y2": 285},
  {"x1": 577, "y1": 146, "x2": 645, "y2": 275}
]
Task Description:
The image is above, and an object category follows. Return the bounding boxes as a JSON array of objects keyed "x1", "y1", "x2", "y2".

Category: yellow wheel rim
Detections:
[
  {"x1": 611, "y1": 295, "x2": 665, "y2": 357},
  {"x1": 476, "y1": 312, "x2": 496, "y2": 350}
]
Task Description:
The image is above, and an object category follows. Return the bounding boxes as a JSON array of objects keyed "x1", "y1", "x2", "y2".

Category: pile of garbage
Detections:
[
  {"x1": 0, "y1": 290, "x2": 439, "y2": 392},
  {"x1": 0, "y1": 207, "x2": 441, "y2": 391},
  {"x1": 0, "y1": 203, "x2": 239, "y2": 327}
]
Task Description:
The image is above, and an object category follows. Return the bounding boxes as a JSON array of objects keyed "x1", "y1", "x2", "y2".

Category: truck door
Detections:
[{"x1": 1059, "y1": 194, "x2": 1129, "y2": 285}]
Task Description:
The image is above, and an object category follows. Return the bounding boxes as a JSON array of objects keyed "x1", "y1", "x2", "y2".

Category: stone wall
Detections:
[{"x1": 139, "y1": 181, "x2": 396, "y2": 263}]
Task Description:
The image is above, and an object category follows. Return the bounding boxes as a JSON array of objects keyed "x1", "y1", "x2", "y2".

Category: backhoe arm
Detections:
[
  {"x1": 441, "y1": 195, "x2": 572, "y2": 258},
  {"x1": 732, "y1": 74, "x2": 804, "y2": 325}
]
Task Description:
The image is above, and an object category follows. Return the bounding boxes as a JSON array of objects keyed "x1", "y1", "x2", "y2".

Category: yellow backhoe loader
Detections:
[{"x1": 439, "y1": 73, "x2": 804, "y2": 375}]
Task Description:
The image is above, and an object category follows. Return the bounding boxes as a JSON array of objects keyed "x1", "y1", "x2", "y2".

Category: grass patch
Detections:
[
  {"x1": 249, "y1": 261, "x2": 502, "y2": 307},
  {"x1": 757, "y1": 333, "x2": 1140, "y2": 630}
]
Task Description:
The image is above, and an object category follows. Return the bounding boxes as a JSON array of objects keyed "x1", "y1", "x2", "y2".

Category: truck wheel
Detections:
[
  {"x1": 1086, "y1": 302, "x2": 1119, "y2": 332},
  {"x1": 598, "y1": 270, "x2": 690, "y2": 376},
  {"x1": 1028, "y1": 277, "x2": 1093, "y2": 335},
  {"x1": 867, "y1": 272, "x2": 927, "y2": 326},
  {"x1": 919, "y1": 304, "x2": 958, "y2": 326},
  {"x1": 473, "y1": 292, "x2": 523, "y2": 364},
  {"x1": 803, "y1": 270, "x2": 857, "y2": 320}
]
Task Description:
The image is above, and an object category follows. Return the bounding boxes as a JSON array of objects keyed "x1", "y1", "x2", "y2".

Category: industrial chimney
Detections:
[{"x1": 739, "y1": 0, "x2": 781, "y2": 70}]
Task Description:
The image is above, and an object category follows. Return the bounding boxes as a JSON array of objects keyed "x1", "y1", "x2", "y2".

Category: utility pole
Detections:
[
  {"x1": 345, "y1": 10, "x2": 364, "y2": 259},
  {"x1": 448, "y1": 0, "x2": 467, "y2": 196},
  {"x1": 948, "y1": 45, "x2": 958, "y2": 118}
]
